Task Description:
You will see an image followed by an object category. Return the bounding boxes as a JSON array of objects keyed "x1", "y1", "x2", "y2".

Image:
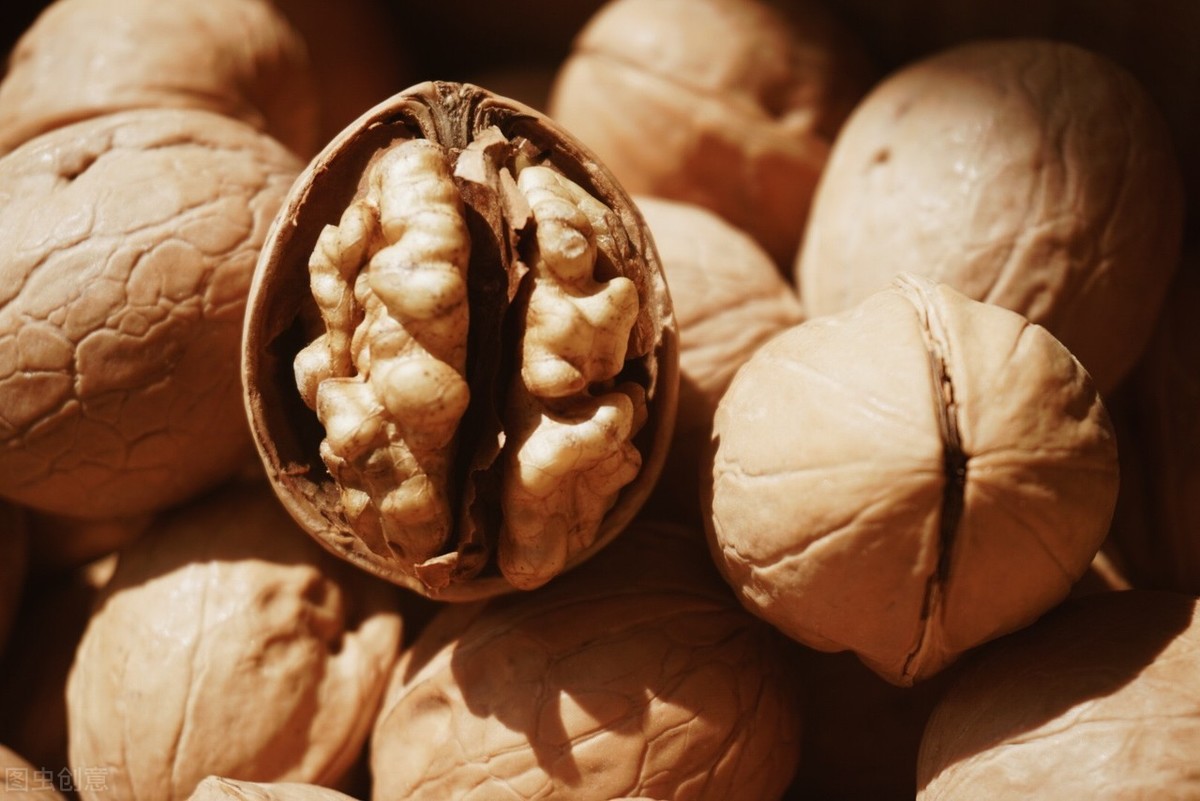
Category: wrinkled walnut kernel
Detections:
[{"x1": 245, "y1": 81, "x2": 677, "y2": 600}]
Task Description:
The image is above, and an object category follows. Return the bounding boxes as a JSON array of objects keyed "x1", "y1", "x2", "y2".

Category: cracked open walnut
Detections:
[
  {"x1": 243, "y1": 81, "x2": 678, "y2": 600},
  {"x1": 703, "y1": 273, "x2": 1118, "y2": 686}
]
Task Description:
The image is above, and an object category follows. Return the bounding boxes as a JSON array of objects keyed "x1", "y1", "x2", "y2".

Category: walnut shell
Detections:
[
  {"x1": 917, "y1": 590, "x2": 1200, "y2": 799},
  {"x1": 547, "y1": 0, "x2": 872, "y2": 267},
  {"x1": 634, "y1": 195, "x2": 804, "y2": 523},
  {"x1": 0, "y1": 0, "x2": 319, "y2": 157},
  {"x1": 704, "y1": 273, "x2": 1119, "y2": 685},
  {"x1": 796, "y1": 38, "x2": 1185, "y2": 394},
  {"x1": 0, "y1": 108, "x2": 301, "y2": 520},
  {"x1": 243, "y1": 81, "x2": 678, "y2": 600},
  {"x1": 370, "y1": 521, "x2": 801, "y2": 801},
  {"x1": 65, "y1": 483, "x2": 404, "y2": 801},
  {"x1": 187, "y1": 777, "x2": 358, "y2": 801}
]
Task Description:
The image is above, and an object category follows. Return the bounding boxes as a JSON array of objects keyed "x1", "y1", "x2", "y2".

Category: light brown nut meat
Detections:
[
  {"x1": 370, "y1": 522, "x2": 801, "y2": 801},
  {"x1": 244, "y1": 81, "x2": 678, "y2": 600},
  {"x1": 704, "y1": 273, "x2": 1119, "y2": 686},
  {"x1": 547, "y1": 0, "x2": 873, "y2": 267},
  {"x1": 0, "y1": 108, "x2": 301, "y2": 521},
  {"x1": 187, "y1": 776, "x2": 359, "y2": 801},
  {"x1": 0, "y1": 0, "x2": 319, "y2": 158},
  {"x1": 65, "y1": 483, "x2": 404, "y2": 801},
  {"x1": 917, "y1": 590, "x2": 1200, "y2": 799},
  {"x1": 796, "y1": 38, "x2": 1185, "y2": 394}
]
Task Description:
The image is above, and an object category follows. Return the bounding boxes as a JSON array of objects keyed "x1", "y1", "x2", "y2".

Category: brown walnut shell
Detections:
[
  {"x1": 0, "y1": 108, "x2": 301, "y2": 521},
  {"x1": 917, "y1": 590, "x2": 1200, "y2": 799},
  {"x1": 704, "y1": 273, "x2": 1119, "y2": 686},
  {"x1": 0, "y1": 0, "x2": 320, "y2": 158},
  {"x1": 370, "y1": 521, "x2": 801, "y2": 801},
  {"x1": 795, "y1": 38, "x2": 1184, "y2": 394},
  {"x1": 243, "y1": 81, "x2": 678, "y2": 600}
]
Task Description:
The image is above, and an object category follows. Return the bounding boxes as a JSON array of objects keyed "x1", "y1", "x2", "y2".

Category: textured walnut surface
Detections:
[
  {"x1": 0, "y1": 108, "x2": 301, "y2": 520},
  {"x1": 707, "y1": 274, "x2": 1118, "y2": 685},
  {"x1": 370, "y1": 521, "x2": 800, "y2": 801},
  {"x1": 245, "y1": 81, "x2": 677, "y2": 600},
  {"x1": 186, "y1": 777, "x2": 359, "y2": 801},
  {"x1": 796, "y1": 38, "x2": 1184, "y2": 394},
  {"x1": 0, "y1": 0, "x2": 319, "y2": 157},
  {"x1": 918, "y1": 590, "x2": 1200, "y2": 799},
  {"x1": 66, "y1": 482, "x2": 404, "y2": 801},
  {"x1": 548, "y1": 0, "x2": 872, "y2": 266}
]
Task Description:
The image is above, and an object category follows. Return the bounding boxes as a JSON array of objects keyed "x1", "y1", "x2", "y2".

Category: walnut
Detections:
[
  {"x1": 633, "y1": 195, "x2": 804, "y2": 523},
  {"x1": 244, "y1": 81, "x2": 678, "y2": 599},
  {"x1": 65, "y1": 483, "x2": 404, "y2": 801},
  {"x1": 795, "y1": 38, "x2": 1185, "y2": 394},
  {"x1": 0, "y1": 0, "x2": 319, "y2": 157},
  {"x1": 0, "y1": 108, "x2": 301, "y2": 521},
  {"x1": 547, "y1": 0, "x2": 872, "y2": 266},
  {"x1": 704, "y1": 274, "x2": 1119, "y2": 686},
  {"x1": 370, "y1": 521, "x2": 801, "y2": 800},
  {"x1": 917, "y1": 590, "x2": 1200, "y2": 799},
  {"x1": 187, "y1": 777, "x2": 358, "y2": 801}
]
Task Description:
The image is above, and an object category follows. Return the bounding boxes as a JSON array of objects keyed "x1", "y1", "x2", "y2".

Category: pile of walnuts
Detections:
[{"x1": 1, "y1": 0, "x2": 1198, "y2": 799}]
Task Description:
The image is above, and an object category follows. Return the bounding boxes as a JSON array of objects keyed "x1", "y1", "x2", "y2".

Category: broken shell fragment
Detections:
[{"x1": 244, "y1": 81, "x2": 678, "y2": 600}]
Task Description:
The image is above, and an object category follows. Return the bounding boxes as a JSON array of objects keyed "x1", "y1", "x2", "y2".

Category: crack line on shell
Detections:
[{"x1": 897, "y1": 276, "x2": 967, "y2": 682}]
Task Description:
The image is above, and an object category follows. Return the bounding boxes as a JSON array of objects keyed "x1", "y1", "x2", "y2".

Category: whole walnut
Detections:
[
  {"x1": 796, "y1": 38, "x2": 1184, "y2": 394},
  {"x1": 547, "y1": 0, "x2": 872, "y2": 267},
  {"x1": 634, "y1": 195, "x2": 804, "y2": 522},
  {"x1": 187, "y1": 777, "x2": 358, "y2": 801},
  {"x1": 704, "y1": 274, "x2": 1119, "y2": 686},
  {"x1": 24, "y1": 510, "x2": 150, "y2": 574},
  {"x1": 244, "y1": 81, "x2": 678, "y2": 599},
  {"x1": 370, "y1": 521, "x2": 801, "y2": 801},
  {"x1": 917, "y1": 590, "x2": 1200, "y2": 799},
  {"x1": 0, "y1": 108, "x2": 301, "y2": 520},
  {"x1": 66, "y1": 483, "x2": 404, "y2": 801},
  {"x1": 0, "y1": 0, "x2": 319, "y2": 157},
  {"x1": 0, "y1": 745, "x2": 66, "y2": 801}
]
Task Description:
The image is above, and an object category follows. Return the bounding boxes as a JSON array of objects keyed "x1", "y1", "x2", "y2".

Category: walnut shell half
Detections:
[{"x1": 243, "y1": 81, "x2": 678, "y2": 600}]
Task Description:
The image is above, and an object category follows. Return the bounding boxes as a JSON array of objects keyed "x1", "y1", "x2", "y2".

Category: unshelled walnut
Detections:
[
  {"x1": 547, "y1": 0, "x2": 872, "y2": 267},
  {"x1": 370, "y1": 521, "x2": 801, "y2": 801},
  {"x1": 796, "y1": 38, "x2": 1184, "y2": 394},
  {"x1": 0, "y1": 0, "x2": 319, "y2": 158},
  {"x1": 243, "y1": 81, "x2": 678, "y2": 599},
  {"x1": 0, "y1": 108, "x2": 301, "y2": 521},
  {"x1": 634, "y1": 195, "x2": 804, "y2": 522},
  {"x1": 187, "y1": 777, "x2": 358, "y2": 801},
  {"x1": 66, "y1": 483, "x2": 404, "y2": 801},
  {"x1": 0, "y1": 745, "x2": 66, "y2": 801},
  {"x1": 917, "y1": 590, "x2": 1200, "y2": 799},
  {"x1": 704, "y1": 274, "x2": 1118, "y2": 686}
]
